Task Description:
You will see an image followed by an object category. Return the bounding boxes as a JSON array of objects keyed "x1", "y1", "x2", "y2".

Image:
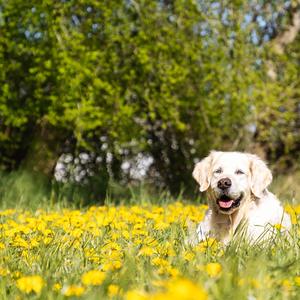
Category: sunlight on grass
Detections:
[{"x1": 0, "y1": 202, "x2": 299, "y2": 299}]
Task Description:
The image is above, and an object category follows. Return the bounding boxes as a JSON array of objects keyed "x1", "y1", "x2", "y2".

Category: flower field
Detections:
[{"x1": 0, "y1": 202, "x2": 300, "y2": 299}]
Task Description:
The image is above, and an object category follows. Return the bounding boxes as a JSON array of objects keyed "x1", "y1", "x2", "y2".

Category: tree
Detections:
[{"x1": 0, "y1": 0, "x2": 299, "y2": 197}]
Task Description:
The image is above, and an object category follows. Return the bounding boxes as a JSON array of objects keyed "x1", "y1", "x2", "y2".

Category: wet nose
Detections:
[{"x1": 217, "y1": 178, "x2": 232, "y2": 190}]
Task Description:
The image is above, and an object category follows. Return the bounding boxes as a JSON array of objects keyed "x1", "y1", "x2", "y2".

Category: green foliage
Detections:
[{"x1": 0, "y1": 0, "x2": 299, "y2": 195}]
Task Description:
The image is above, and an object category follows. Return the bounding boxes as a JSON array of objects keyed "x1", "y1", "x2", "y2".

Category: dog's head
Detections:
[{"x1": 193, "y1": 151, "x2": 272, "y2": 214}]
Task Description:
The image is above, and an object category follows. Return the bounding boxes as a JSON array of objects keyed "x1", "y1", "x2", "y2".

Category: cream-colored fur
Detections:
[{"x1": 193, "y1": 151, "x2": 291, "y2": 244}]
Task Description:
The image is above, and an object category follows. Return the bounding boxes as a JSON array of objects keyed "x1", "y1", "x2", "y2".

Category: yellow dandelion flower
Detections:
[
  {"x1": 195, "y1": 238, "x2": 219, "y2": 253},
  {"x1": 167, "y1": 267, "x2": 180, "y2": 277},
  {"x1": 151, "y1": 257, "x2": 169, "y2": 267},
  {"x1": 250, "y1": 279, "x2": 260, "y2": 289},
  {"x1": 122, "y1": 230, "x2": 130, "y2": 239},
  {"x1": 29, "y1": 238, "x2": 39, "y2": 248},
  {"x1": 285, "y1": 204, "x2": 298, "y2": 224},
  {"x1": 102, "y1": 260, "x2": 122, "y2": 271},
  {"x1": 154, "y1": 221, "x2": 170, "y2": 230},
  {"x1": 273, "y1": 223, "x2": 285, "y2": 230},
  {"x1": 0, "y1": 267, "x2": 9, "y2": 276},
  {"x1": 282, "y1": 279, "x2": 292, "y2": 292},
  {"x1": 81, "y1": 270, "x2": 105, "y2": 286},
  {"x1": 0, "y1": 209, "x2": 15, "y2": 216},
  {"x1": 13, "y1": 236, "x2": 29, "y2": 248},
  {"x1": 183, "y1": 251, "x2": 195, "y2": 261},
  {"x1": 53, "y1": 283, "x2": 62, "y2": 291},
  {"x1": 63, "y1": 285, "x2": 85, "y2": 297},
  {"x1": 108, "y1": 284, "x2": 121, "y2": 297},
  {"x1": 139, "y1": 246, "x2": 155, "y2": 257},
  {"x1": 70, "y1": 228, "x2": 83, "y2": 238},
  {"x1": 238, "y1": 278, "x2": 245, "y2": 286},
  {"x1": 43, "y1": 237, "x2": 53, "y2": 245},
  {"x1": 205, "y1": 263, "x2": 222, "y2": 278},
  {"x1": 294, "y1": 276, "x2": 300, "y2": 286},
  {"x1": 163, "y1": 278, "x2": 208, "y2": 300},
  {"x1": 16, "y1": 275, "x2": 44, "y2": 294}
]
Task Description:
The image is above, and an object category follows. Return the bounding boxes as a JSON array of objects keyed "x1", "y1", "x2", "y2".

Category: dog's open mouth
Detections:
[{"x1": 217, "y1": 194, "x2": 243, "y2": 211}]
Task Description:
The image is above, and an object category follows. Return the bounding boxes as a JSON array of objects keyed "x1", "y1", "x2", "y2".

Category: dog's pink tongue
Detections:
[{"x1": 218, "y1": 200, "x2": 234, "y2": 208}]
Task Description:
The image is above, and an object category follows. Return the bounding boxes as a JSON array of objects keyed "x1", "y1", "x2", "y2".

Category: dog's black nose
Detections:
[{"x1": 217, "y1": 178, "x2": 232, "y2": 190}]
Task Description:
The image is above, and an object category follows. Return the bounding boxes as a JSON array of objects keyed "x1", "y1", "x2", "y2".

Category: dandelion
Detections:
[
  {"x1": 250, "y1": 279, "x2": 260, "y2": 289},
  {"x1": 53, "y1": 283, "x2": 62, "y2": 291},
  {"x1": 81, "y1": 270, "x2": 105, "y2": 286},
  {"x1": 194, "y1": 238, "x2": 219, "y2": 253},
  {"x1": 273, "y1": 223, "x2": 285, "y2": 230},
  {"x1": 154, "y1": 221, "x2": 170, "y2": 230},
  {"x1": 151, "y1": 257, "x2": 169, "y2": 267},
  {"x1": 1, "y1": 201, "x2": 298, "y2": 299},
  {"x1": 183, "y1": 251, "x2": 195, "y2": 261},
  {"x1": 166, "y1": 278, "x2": 208, "y2": 300},
  {"x1": 205, "y1": 263, "x2": 222, "y2": 277},
  {"x1": 294, "y1": 276, "x2": 300, "y2": 286},
  {"x1": 122, "y1": 230, "x2": 130, "y2": 239},
  {"x1": 102, "y1": 260, "x2": 123, "y2": 271},
  {"x1": 16, "y1": 275, "x2": 44, "y2": 294},
  {"x1": 167, "y1": 267, "x2": 180, "y2": 277},
  {"x1": 0, "y1": 209, "x2": 16, "y2": 216},
  {"x1": 63, "y1": 285, "x2": 85, "y2": 297},
  {"x1": 108, "y1": 284, "x2": 121, "y2": 297},
  {"x1": 127, "y1": 278, "x2": 207, "y2": 300},
  {"x1": 0, "y1": 268, "x2": 9, "y2": 276},
  {"x1": 285, "y1": 204, "x2": 299, "y2": 224},
  {"x1": 238, "y1": 278, "x2": 245, "y2": 286},
  {"x1": 139, "y1": 246, "x2": 155, "y2": 256},
  {"x1": 282, "y1": 279, "x2": 292, "y2": 292}
]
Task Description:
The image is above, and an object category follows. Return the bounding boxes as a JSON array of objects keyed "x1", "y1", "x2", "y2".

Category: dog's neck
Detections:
[{"x1": 210, "y1": 199, "x2": 254, "y2": 243}]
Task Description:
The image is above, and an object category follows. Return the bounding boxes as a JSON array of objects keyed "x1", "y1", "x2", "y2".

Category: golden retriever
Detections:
[{"x1": 193, "y1": 151, "x2": 291, "y2": 244}]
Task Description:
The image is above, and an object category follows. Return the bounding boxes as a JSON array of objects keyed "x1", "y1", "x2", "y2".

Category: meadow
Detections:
[
  {"x1": 1, "y1": 1, "x2": 299, "y2": 298},
  {"x1": 0, "y1": 173, "x2": 300, "y2": 300}
]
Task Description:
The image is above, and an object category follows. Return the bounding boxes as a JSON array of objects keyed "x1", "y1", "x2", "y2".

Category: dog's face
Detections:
[{"x1": 193, "y1": 151, "x2": 272, "y2": 215}]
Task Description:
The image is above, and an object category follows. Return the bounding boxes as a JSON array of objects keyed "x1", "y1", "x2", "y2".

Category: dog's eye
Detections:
[
  {"x1": 235, "y1": 169, "x2": 245, "y2": 175},
  {"x1": 214, "y1": 168, "x2": 222, "y2": 174}
]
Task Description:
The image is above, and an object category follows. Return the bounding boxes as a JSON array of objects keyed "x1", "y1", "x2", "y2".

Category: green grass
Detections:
[
  {"x1": 271, "y1": 171, "x2": 300, "y2": 204},
  {"x1": 0, "y1": 171, "x2": 299, "y2": 299}
]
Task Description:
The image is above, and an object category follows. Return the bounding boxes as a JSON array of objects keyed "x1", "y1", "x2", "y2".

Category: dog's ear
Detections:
[
  {"x1": 248, "y1": 154, "x2": 272, "y2": 198},
  {"x1": 193, "y1": 152, "x2": 214, "y2": 192}
]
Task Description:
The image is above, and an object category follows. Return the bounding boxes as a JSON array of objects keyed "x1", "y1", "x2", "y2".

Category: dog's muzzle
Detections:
[{"x1": 216, "y1": 193, "x2": 243, "y2": 212}]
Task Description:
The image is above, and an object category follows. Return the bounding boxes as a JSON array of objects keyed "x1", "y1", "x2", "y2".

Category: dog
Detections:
[{"x1": 192, "y1": 151, "x2": 291, "y2": 244}]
